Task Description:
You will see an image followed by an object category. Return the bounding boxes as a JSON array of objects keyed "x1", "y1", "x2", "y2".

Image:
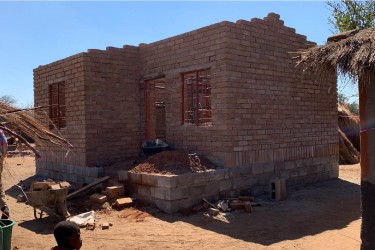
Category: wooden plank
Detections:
[
  {"x1": 67, "y1": 176, "x2": 110, "y2": 200},
  {"x1": 202, "y1": 198, "x2": 217, "y2": 209}
]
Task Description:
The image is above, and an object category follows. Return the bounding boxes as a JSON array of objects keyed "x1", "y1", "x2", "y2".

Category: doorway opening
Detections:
[{"x1": 144, "y1": 77, "x2": 166, "y2": 141}]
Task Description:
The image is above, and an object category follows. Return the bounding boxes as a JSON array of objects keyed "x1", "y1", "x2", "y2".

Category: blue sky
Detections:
[{"x1": 0, "y1": 1, "x2": 357, "y2": 106}]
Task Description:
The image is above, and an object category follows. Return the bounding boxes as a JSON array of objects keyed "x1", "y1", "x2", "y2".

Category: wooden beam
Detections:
[
  {"x1": 67, "y1": 176, "x2": 110, "y2": 200},
  {"x1": 0, "y1": 125, "x2": 41, "y2": 158},
  {"x1": 2, "y1": 105, "x2": 48, "y2": 115}
]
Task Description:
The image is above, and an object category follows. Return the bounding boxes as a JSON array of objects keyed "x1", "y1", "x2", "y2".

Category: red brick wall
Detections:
[
  {"x1": 138, "y1": 21, "x2": 231, "y2": 166},
  {"x1": 34, "y1": 53, "x2": 87, "y2": 166},
  {"x1": 83, "y1": 46, "x2": 141, "y2": 166},
  {"x1": 219, "y1": 13, "x2": 337, "y2": 167},
  {"x1": 34, "y1": 12, "x2": 338, "y2": 176},
  {"x1": 34, "y1": 46, "x2": 142, "y2": 168},
  {"x1": 138, "y1": 13, "x2": 337, "y2": 167}
]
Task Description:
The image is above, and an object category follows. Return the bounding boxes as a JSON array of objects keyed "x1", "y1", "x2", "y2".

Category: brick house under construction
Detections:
[{"x1": 34, "y1": 13, "x2": 338, "y2": 187}]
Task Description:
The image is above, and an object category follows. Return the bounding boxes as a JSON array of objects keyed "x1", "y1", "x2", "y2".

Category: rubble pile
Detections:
[
  {"x1": 130, "y1": 151, "x2": 218, "y2": 175},
  {"x1": 189, "y1": 196, "x2": 260, "y2": 220}
]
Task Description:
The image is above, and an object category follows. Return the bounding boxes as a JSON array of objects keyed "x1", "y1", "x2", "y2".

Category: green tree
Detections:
[
  {"x1": 338, "y1": 92, "x2": 348, "y2": 104},
  {"x1": 347, "y1": 102, "x2": 359, "y2": 115},
  {"x1": 0, "y1": 95, "x2": 17, "y2": 105},
  {"x1": 338, "y1": 92, "x2": 359, "y2": 115},
  {"x1": 327, "y1": 1, "x2": 372, "y2": 116},
  {"x1": 326, "y1": 0, "x2": 375, "y2": 32}
]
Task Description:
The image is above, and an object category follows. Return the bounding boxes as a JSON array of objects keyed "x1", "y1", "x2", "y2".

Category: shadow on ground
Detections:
[
  {"x1": 5, "y1": 175, "x2": 62, "y2": 235},
  {"x1": 5, "y1": 174, "x2": 46, "y2": 200},
  {"x1": 6, "y1": 173, "x2": 360, "y2": 245},
  {"x1": 17, "y1": 217, "x2": 56, "y2": 235},
  {"x1": 155, "y1": 178, "x2": 360, "y2": 246}
]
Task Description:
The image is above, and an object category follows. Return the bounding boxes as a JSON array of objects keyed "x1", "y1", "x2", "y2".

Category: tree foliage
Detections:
[
  {"x1": 326, "y1": 1, "x2": 371, "y2": 115},
  {"x1": 347, "y1": 102, "x2": 359, "y2": 115},
  {"x1": 326, "y1": 0, "x2": 375, "y2": 32},
  {"x1": 0, "y1": 95, "x2": 17, "y2": 105},
  {"x1": 338, "y1": 93, "x2": 349, "y2": 104},
  {"x1": 338, "y1": 93, "x2": 359, "y2": 115}
]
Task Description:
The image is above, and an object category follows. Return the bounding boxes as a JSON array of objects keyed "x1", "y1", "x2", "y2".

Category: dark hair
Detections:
[{"x1": 54, "y1": 221, "x2": 80, "y2": 247}]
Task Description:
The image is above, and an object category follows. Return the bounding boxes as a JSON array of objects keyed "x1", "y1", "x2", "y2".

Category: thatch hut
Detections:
[
  {"x1": 338, "y1": 104, "x2": 360, "y2": 151},
  {"x1": 296, "y1": 27, "x2": 375, "y2": 249},
  {"x1": 338, "y1": 104, "x2": 360, "y2": 164},
  {"x1": 339, "y1": 127, "x2": 359, "y2": 164},
  {"x1": 297, "y1": 28, "x2": 375, "y2": 78}
]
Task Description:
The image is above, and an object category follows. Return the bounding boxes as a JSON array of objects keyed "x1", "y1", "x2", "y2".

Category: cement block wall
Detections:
[
  {"x1": 125, "y1": 155, "x2": 338, "y2": 213},
  {"x1": 36, "y1": 159, "x2": 102, "y2": 185}
]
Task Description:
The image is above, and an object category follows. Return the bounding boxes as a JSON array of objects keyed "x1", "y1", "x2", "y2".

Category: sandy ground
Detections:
[{"x1": 2, "y1": 156, "x2": 361, "y2": 250}]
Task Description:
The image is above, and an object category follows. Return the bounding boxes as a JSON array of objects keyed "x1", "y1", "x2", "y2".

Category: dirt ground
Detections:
[{"x1": 2, "y1": 156, "x2": 361, "y2": 250}]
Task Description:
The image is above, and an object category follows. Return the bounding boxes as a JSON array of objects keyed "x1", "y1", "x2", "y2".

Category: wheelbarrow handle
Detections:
[{"x1": 14, "y1": 184, "x2": 29, "y2": 203}]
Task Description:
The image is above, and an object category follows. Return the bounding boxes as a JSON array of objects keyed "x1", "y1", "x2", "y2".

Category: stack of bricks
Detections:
[
  {"x1": 31, "y1": 181, "x2": 70, "y2": 191},
  {"x1": 90, "y1": 185, "x2": 126, "y2": 205},
  {"x1": 104, "y1": 186, "x2": 124, "y2": 199}
]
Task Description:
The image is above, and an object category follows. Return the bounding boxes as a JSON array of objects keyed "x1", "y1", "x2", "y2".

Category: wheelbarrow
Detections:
[
  {"x1": 16, "y1": 183, "x2": 70, "y2": 220},
  {"x1": 141, "y1": 139, "x2": 168, "y2": 157}
]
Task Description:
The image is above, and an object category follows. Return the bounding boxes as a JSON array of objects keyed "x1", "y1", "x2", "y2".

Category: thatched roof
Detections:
[
  {"x1": 0, "y1": 101, "x2": 72, "y2": 157},
  {"x1": 297, "y1": 27, "x2": 375, "y2": 78}
]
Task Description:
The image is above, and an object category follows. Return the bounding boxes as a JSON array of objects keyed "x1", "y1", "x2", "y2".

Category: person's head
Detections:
[{"x1": 53, "y1": 221, "x2": 82, "y2": 250}]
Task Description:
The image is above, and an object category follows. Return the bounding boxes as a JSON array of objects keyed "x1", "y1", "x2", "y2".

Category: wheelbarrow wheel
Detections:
[{"x1": 33, "y1": 206, "x2": 44, "y2": 220}]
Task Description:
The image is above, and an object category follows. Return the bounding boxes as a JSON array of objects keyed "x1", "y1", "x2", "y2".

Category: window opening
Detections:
[
  {"x1": 182, "y1": 69, "x2": 212, "y2": 126},
  {"x1": 49, "y1": 81, "x2": 66, "y2": 129}
]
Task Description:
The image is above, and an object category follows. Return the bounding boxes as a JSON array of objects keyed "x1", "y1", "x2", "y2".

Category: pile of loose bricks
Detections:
[
  {"x1": 90, "y1": 185, "x2": 133, "y2": 208},
  {"x1": 31, "y1": 180, "x2": 71, "y2": 191}
]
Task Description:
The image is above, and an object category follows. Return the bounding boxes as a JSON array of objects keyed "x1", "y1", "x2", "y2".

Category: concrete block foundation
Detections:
[
  {"x1": 36, "y1": 160, "x2": 103, "y2": 185},
  {"x1": 125, "y1": 154, "x2": 338, "y2": 213}
]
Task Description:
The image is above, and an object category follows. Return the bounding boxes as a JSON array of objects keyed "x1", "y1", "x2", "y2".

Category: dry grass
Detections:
[
  {"x1": 338, "y1": 104, "x2": 360, "y2": 151},
  {"x1": 0, "y1": 101, "x2": 72, "y2": 156},
  {"x1": 296, "y1": 27, "x2": 375, "y2": 79}
]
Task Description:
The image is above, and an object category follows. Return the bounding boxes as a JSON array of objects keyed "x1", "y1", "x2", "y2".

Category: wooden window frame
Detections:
[
  {"x1": 49, "y1": 81, "x2": 66, "y2": 129},
  {"x1": 182, "y1": 69, "x2": 212, "y2": 126}
]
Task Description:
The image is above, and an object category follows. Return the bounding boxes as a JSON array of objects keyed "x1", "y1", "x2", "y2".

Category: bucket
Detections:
[{"x1": 0, "y1": 219, "x2": 15, "y2": 250}]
